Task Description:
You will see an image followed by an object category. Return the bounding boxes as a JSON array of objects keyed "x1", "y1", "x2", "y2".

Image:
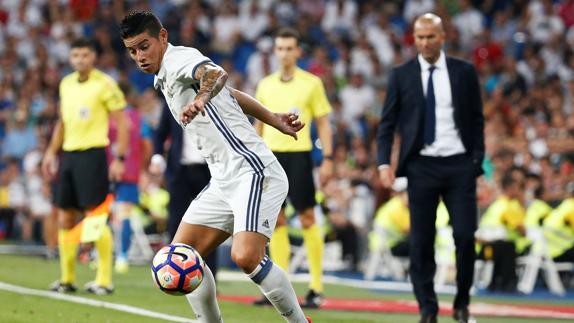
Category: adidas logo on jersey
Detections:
[{"x1": 262, "y1": 219, "x2": 270, "y2": 228}]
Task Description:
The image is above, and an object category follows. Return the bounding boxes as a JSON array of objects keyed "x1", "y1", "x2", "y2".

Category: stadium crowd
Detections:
[{"x1": 0, "y1": 0, "x2": 573, "y2": 290}]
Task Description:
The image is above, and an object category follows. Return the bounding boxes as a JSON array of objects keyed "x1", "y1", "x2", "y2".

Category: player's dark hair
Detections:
[
  {"x1": 120, "y1": 11, "x2": 163, "y2": 39},
  {"x1": 275, "y1": 27, "x2": 300, "y2": 45},
  {"x1": 70, "y1": 37, "x2": 97, "y2": 51}
]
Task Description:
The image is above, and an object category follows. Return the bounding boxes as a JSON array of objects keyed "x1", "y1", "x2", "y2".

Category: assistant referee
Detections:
[{"x1": 42, "y1": 38, "x2": 128, "y2": 295}]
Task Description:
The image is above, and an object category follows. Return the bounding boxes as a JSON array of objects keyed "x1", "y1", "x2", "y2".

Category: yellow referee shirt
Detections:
[
  {"x1": 59, "y1": 69, "x2": 126, "y2": 151},
  {"x1": 255, "y1": 68, "x2": 331, "y2": 152}
]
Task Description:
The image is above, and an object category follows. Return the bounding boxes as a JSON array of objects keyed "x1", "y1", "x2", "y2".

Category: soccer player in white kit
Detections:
[{"x1": 120, "y1": 11, "x2": 311, "y2": 323}]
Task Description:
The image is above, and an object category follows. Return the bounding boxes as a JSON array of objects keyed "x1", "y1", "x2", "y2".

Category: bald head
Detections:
[
  {"x1": 414, "y1": 13, "x2": 444, "y2": 32},
  {"x1": 413, "y1": 13, "x2": 445, "y2": 64}
]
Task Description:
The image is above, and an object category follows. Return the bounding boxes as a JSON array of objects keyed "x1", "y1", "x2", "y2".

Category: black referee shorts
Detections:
[
  {"x1": 274, "y1": 151, "x2": 316, "y2": 211},
  {"x1": 53, "y1": 148, "x2": 109, "y2": 210}
]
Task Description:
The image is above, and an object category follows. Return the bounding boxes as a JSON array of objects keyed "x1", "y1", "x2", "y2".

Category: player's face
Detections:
[
  {"x1": 69, "y1": 47, "x2": 96, "y2": 73},
  {"x1": 274, "y1": 37, "x2": 301, "y2": 68},
  {"x1": 414, "y1": 22, "x2": 445, "y2": 64},
  {"x1": 123, "y1": 29, "x2": 168, "y2": 74}
]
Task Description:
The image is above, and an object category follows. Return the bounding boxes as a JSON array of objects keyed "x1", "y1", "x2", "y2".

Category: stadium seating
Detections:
[{"x1": 517, "y1": 228, "x2": 574, "y2": 295}]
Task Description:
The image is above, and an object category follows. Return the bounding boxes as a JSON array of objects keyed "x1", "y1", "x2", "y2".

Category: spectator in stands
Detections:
[
  {"x1": 452, "y1": 0, "x2": 484, "y2": 52},
  {"x1": 211, "y1": 1, "x2": 240, "y2": 56},
  {"x1": 321, "y1": 0, "x2": 358, "y2": 39},
  {"x1": 339, "y1": 72, "x2": 377, "y2": 140},
  {"x1": 2, "y1": 109, "x2": 37, "y2": 161},
  {"x1": 528, "y1": 0, "x2": 565, "y2": 45},
  {"x1": 245, "y1": 37, "x2": 276, "y2": 93}
]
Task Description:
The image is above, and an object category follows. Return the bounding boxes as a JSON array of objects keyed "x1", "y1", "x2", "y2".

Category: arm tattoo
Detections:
[{"x1": 195, "y1": 63, "x2": 228, "y2": 102}]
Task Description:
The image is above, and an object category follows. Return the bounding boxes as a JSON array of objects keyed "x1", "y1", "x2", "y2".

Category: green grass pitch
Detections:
[{"x1": 0, "y1": 254, "x2": 568, "y2": 322}]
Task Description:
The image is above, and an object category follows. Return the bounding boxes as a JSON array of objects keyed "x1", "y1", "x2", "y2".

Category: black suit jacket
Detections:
[
  {"x1": 376, "y1": 56, "x2": 485, "y2": 177},
  {"x1": 154, "y1": 103, "x2": 184, "y2": 183}
]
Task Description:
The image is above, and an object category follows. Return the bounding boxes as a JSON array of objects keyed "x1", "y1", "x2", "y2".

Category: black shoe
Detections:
[
  {"x1": 253, "y1": 295, "x2": 272, "y2": 306},
  {"x1": 453, "y1": 307, "x2": 475, "y2": 323},
  {"x1": 301, "y1": 290, "x2": 323, "y2": 308},
  {"x1": 49, "y1": 281, "x2": 77, "y2": 293},
  {"x1": 419, "y1": 314, "x2": 437, "y2": 323}
]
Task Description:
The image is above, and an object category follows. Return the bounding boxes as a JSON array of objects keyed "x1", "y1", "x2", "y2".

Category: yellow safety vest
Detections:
[{"x1": 543, "y1": 198, "x2": 574, "y2": 258}]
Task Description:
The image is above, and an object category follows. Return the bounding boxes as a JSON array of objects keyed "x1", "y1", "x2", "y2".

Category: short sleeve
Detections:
[
  {"x1": 101, "y1": 78, "x2": 126, "y2": 112},
  {"x1": 172, "y1": 47, "x2": 212, "y2": 82},
  {"x1": 310, "y1": 79, "x2": 332, "y2": 118}
]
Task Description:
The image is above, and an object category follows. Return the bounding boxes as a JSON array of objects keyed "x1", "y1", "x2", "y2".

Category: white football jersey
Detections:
[{"x1": 154, "y1": 44, "x2": 276, "y2": 181}]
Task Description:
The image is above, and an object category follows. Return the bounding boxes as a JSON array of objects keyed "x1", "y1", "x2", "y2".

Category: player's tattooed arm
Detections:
[
  {"x1": 194, "y1": 63, "x2": 228, "y2": 104},
  {"x1": 181, "y1": 62, "x2": 228, "y2": 125}
]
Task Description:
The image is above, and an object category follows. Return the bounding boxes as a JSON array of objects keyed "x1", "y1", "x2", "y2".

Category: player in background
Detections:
[
  {"x1": 254, "y1": 27, "x2": 334, "y2": 308},
  {"x1": 109, "y1": 83, "x2": 153, "y2": 274},
  {"x1": 41, "y1": 38, "x2": 129, "y2": 294},
  {"x1": 120, "y1": 11, "x2": 311, "y2": 323}
]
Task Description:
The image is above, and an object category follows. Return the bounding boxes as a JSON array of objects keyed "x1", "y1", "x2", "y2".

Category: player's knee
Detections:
[{"x1": 231, "y1": 249, "x2": 261, "y2": 273}]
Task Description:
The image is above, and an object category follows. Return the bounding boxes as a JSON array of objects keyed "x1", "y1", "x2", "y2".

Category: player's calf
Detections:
[{"x1": 233, "y1": 232, "x2": 308, "y2": 323}]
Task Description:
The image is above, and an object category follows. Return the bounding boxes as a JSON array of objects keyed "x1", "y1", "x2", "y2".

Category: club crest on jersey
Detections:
[{"x1": 79, "y1": 107, "x2": 90, "y2": 119}]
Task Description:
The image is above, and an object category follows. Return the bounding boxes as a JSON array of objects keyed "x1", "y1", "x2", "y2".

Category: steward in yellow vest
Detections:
[
  {"x1": 477, "y1": 174, "x2": 526, "y2": 292},
  {"x1": 543, "y1": 198, "x2": 574, "y2": 262}
]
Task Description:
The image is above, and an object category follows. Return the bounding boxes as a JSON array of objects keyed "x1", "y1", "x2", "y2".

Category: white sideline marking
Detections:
[{"x1": 0, "y1": 282, "x2": 196, "y2": 323}]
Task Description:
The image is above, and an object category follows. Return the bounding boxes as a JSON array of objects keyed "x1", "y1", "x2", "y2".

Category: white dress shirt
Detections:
[{"x1": 418, "y1": 51, "x2": 466, "y2": 157}]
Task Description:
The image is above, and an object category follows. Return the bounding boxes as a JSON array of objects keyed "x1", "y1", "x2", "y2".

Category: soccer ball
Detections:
[{"x1": 151, "y1": 243, "x2": 205, "y2": 295}]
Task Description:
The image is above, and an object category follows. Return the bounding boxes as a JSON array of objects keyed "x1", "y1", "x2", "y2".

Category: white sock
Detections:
[
  {"x1": 249, "y1": 256, "x2": 307, "y2": 323},
  {"x1": 185, "y1": 265, "x2": 223, "y2": 322}
]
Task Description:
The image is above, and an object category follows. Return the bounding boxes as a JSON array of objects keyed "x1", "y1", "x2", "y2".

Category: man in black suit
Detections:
[{"x1": 376, "y1": 14, "x2": 484, "y2": 323}]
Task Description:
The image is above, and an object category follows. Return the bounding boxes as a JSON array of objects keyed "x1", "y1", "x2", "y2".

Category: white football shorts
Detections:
[{"x1": 181, "y1": 161, "x2": 288, "y2": 238}]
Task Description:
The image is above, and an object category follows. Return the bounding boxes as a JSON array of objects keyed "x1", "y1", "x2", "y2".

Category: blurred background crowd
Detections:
[{"x1": 0, "y1": 0, "x2": 573, "y2": 290}]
